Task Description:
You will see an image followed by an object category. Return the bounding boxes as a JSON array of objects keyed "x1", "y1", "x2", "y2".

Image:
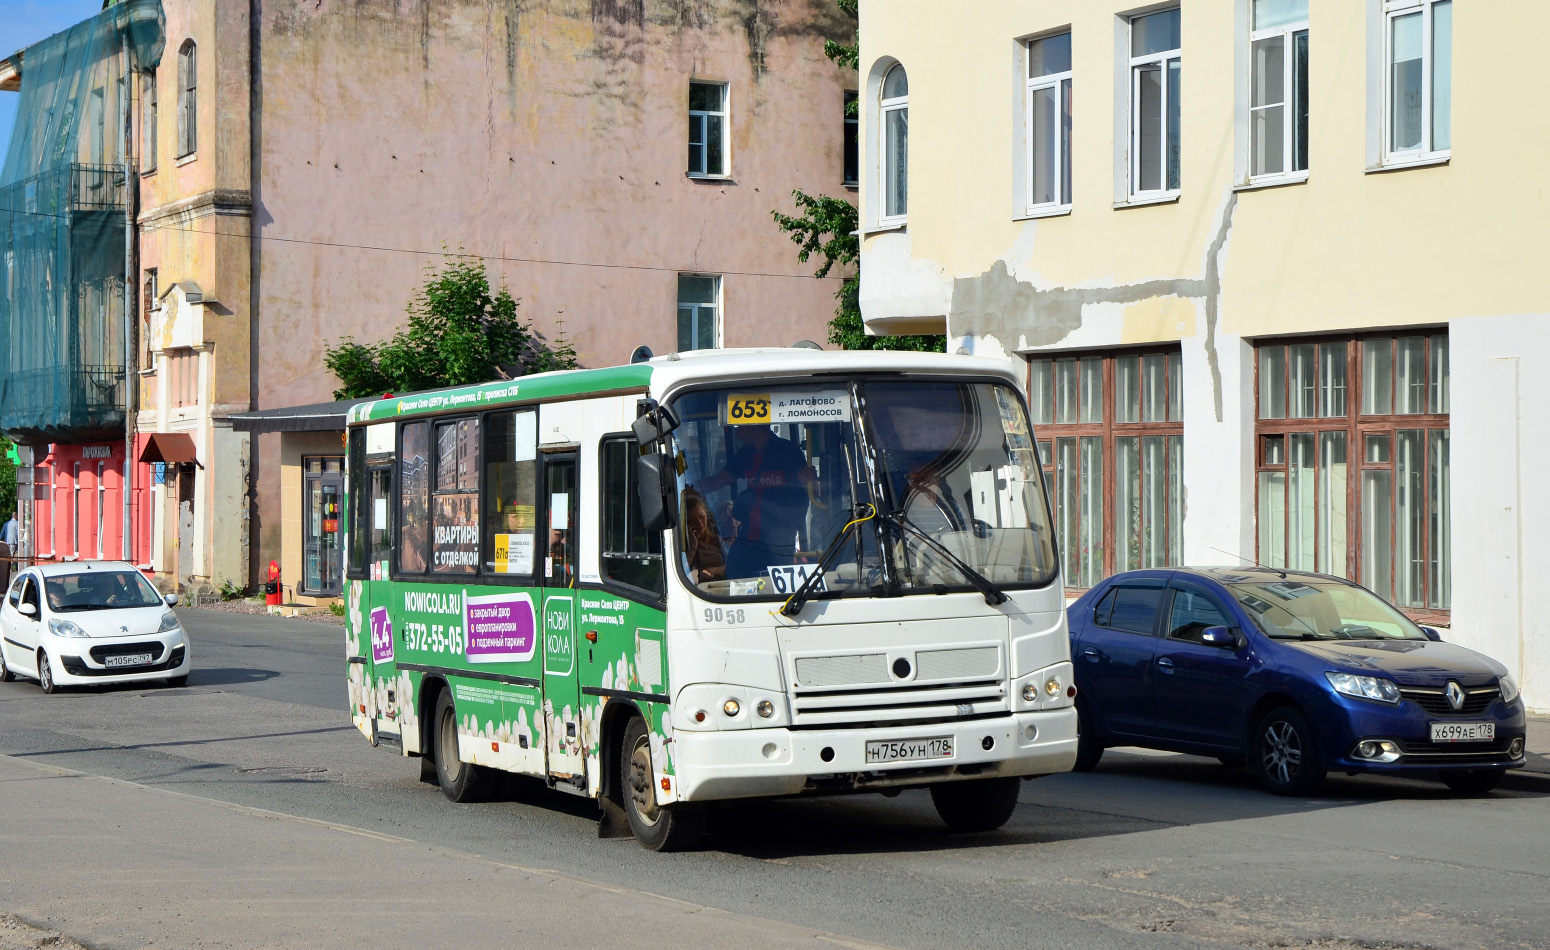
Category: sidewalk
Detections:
[{"x1": 1525, "y1": 715, "x2": 1550, "y2": 774}]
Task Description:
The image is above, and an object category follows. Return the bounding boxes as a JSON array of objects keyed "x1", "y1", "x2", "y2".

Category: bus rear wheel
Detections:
[
  {"x1": 930, "y1": 776, "x2": 1020, "y2": 833},
  {"x1": 433, "y1": 690, "x2": 488, "y2": 803},
  {"x1": 620, "y1": 715, "x2": 704, "y2": 852}
]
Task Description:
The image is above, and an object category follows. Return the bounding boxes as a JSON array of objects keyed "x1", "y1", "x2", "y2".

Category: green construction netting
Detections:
[{"x1": 0, "y1": 0, "x2": 163, "y2": 444}]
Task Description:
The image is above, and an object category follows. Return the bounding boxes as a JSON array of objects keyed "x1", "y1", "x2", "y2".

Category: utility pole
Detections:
[{"x1": 121, "y1": 29, "x2": 136, "y2": 563}]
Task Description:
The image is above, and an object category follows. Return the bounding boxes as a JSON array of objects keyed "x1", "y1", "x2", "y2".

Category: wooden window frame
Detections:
[{"x1": 1253, "y1": 330, "x2": 1450, "y2": 623}]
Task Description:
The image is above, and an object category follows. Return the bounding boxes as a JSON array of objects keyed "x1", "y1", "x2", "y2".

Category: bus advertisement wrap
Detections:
[
  {"x1": 369, "y1": 606, "x2": 394, "y2": 664},
  {"x1": 464, "y1": 592, "x2": 537, "y2": 663}
]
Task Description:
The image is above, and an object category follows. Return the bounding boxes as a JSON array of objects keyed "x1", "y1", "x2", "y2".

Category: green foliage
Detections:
[
  {"x1": 329, "y1": 601, "x2": 346, "y2": 617},
  {"x1": 217, "y1": 578, "x2": 247, "y2": 601},
  {"x1": 323, "y1": 255, "x2": 579, "y2": 400},
  {"x1": 0, "y1": 436, "x2": 16, "y2": 521}
]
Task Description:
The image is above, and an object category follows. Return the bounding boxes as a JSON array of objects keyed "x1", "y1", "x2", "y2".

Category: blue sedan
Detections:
[{"x1": 1068, "y1": 568, "x2": 1526, "y2": 795}]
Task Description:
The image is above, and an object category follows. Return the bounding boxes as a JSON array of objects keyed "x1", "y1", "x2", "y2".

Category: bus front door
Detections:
[{"x1": 541, "y1": 453, "x2": 585, "y2": 785}]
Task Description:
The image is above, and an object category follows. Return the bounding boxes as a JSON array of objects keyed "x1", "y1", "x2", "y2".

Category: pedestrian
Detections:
[{"x1": 0, "y1": 511, "x2": 16, "y2": 549}]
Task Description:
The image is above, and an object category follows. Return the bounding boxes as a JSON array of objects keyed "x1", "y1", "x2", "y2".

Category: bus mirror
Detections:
[
  {"x1": 631, "y1": 402, "x2": 680, "y2": 446},
  {"x1": 635, "y1": 452, "x2": 677, "y2": 534}
]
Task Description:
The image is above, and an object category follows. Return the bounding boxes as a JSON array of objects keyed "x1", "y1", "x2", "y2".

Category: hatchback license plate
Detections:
[
  {"x1": 1430, "y1": 721, "x2": 1495, "y2": 742},
  {"x1": 865, "y1": 736, "x2": 953, "y2": 764},
  {"x1": 105, "y1": 653, "x2": 153, "y2": 669}
]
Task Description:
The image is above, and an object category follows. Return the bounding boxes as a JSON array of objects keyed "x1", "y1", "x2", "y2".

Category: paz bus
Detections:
[{"x1": 343, "y1": 348, "x2": 1077, "y2": 850}]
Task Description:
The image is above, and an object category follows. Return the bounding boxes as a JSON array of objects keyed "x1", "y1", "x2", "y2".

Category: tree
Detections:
[
  {"x1": 323, "y1": 256, "x2": 578, "y2": 400},
  {"x1": 770, "y1": 0, "x2": 942, "y2": 353},
  {"x1": 0, "y1": 436, "x2": 15, "y2": 520}
]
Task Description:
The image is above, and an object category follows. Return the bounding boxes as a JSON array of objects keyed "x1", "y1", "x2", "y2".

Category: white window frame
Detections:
[
  {"x1": 878, "y1": 65, "x2": 909, "y2": 227},
  {"x1": 1025, "y1": 32, "x2": 1074, "y2": 215},
  {"x1": 688, "y1": 81, "x2": 729, "y2": 178},
  {"x1": 1128, "y1": 10, "x2": 1182, "y2": 200},
  {"x1": 1382, "y1": 0, "x2": 1450, "y2": 165},
  {"x1": 1248, "y1": 6, "x2": 1309, "y2": 183},
  {"x1": 72, "y1": 462, "x2": 81, "y2": 556},
  {"x1": 676, "y1": 274, "x2": 722, "y2": 352}
]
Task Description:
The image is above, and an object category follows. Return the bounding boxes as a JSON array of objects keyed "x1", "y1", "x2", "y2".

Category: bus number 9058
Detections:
[{"x1": 704, "y1": 607, "x2": 746, "y2": 625}]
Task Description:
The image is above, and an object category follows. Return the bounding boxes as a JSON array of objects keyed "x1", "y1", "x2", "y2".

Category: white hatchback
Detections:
[{"x1": 0, "y1": 561, "x2": 190, "y2": 692}]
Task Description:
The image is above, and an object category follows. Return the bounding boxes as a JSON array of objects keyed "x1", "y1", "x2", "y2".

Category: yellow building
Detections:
[{"x1": 857, "y1": 0, "x2": 1549, "y2": 709}]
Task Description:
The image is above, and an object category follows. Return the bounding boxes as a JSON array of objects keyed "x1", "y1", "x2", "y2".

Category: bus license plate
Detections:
[
  {"x1": 105, "y1": 653, "x2": 153, "y2": 668},
  {"x1": 1430, "y1": 722, "x2": 1494, "y2": 742},
  {"x1": 865, "y1": 736, "x2": 953, "y2": 764}
]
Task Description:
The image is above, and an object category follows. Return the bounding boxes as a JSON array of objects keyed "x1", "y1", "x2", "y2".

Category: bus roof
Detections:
[{"x1": 345, "y1": 348, "x2": 1021, "y2": 425}]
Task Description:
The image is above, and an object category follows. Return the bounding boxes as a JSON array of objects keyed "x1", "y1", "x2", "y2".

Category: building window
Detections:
[
  {"x1": 1129, "y1": 8, "x2": 1181, "y2": 197},
  {"x1": 688, "y1": 81, "x2": 728, "y2": 177},
  {"x1": 843, "y1": 90, "x2": 859, "y2": 186},
  {"x1": 176, "y1": 40, "x2": 196, "y2": 159},
  {"x1": 142, "y1": 69, "x2": 157, "y2": 172},
  {"x1": 141, "y1": 269, "x2": 157, "y2": 371},
  {"x1": 1029, "y1": 350, "x2": 1185, "y2": 589},
  {"x1": 1254, "y1": 332, "x2": 1450, "y2": 613},
  {"x1": 1385, "y1": 0, "x2": 1451, "y2": 159},
  {"x1": 879, "y1": 63, "x2": 909, "y2": 222},
  {"x1": 1249, "y1": 0, "x2": 1308, "y2": 179},
  {"x1": 677, "y1": 275, "x2": 720, "y2": 351},
  {"x1": 1026, "y1": 31, "x2": 1073, "y2": 212}
]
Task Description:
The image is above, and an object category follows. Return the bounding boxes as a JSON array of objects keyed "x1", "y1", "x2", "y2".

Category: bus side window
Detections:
[
  {"x1": 601, "y1": 437, "x2": 664, "y2": 597},
  {"x1": 482, "y1": 410, "x2": 538, "y2": 578},
  {"x1": 430, "y1": 417, "x2": 480, "y2": 574},
  {"x1": 347, "y1": 428, "x2": 366, "y2": 574},
  {"x1": 398, "y1": 421, "x2": 431, "y2": 574}
]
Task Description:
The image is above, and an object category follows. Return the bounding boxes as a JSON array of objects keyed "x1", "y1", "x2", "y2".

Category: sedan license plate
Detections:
[
  {"x1": 865, "y1": 736, "x2": 953, "y2": 764},
  {"x1": 1430, "y1": 721, "x2": 1495, "y2": 742},
  {"x1": 104, "y1": 653, "x2": 153, "y2": 669}
]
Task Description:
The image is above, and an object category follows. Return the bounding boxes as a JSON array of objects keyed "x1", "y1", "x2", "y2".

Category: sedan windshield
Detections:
[
  {"x1": 669, "y1": 379, "x2": 1056, "y2": 600},
  {"x1": 1218, "y1": 577, "x2": 1427, "y2": 641},
  {"x1": 45, "y1": 570, "x2": 164, "y2": 612}
]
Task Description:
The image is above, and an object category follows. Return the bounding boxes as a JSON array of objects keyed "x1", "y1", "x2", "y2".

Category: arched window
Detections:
[
  {"x1": 879, "y1": 63, "x2": 908, "y2": 221},
  {"x1": 176, "y1": 40, "x2": 197, "y2": 158}
]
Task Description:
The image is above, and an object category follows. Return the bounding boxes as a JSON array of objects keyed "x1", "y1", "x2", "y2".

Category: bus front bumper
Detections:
[{"x1": 670, "y1": 707, "x2": 1078, "y2": 803}]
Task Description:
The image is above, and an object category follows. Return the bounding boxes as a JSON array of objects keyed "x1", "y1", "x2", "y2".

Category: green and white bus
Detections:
[{"x1": 344, "y1": 348, "x2": 1076, "y2": 850}]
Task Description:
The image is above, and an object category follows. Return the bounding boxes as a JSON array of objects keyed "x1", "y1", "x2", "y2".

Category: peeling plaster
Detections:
[{"x1": 1200, "y1": 194, "x2": 1238, "y2": 423}]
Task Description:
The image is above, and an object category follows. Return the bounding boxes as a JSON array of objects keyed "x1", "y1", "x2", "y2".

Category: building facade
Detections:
[
  {"x1": 855, "y1": 0, "x2": 1549, "y2": 709},
  {"x1": 3, "y1": 0, "x2": 856, "y2": 600}
]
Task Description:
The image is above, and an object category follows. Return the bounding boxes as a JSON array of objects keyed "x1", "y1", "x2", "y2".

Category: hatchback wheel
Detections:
[
  {"x1": 37, "y1": 651, "x2": 58, "y2": 694},
  {"x1": 1439, "y1": 769, "x2": 1504, "y2": 795},
  {"x1": 1252, "y1": 706, "x2": 1324, "y2": 795},
  {"x1": 0, "y1": 646, "x2": 14, "y2": 683}
]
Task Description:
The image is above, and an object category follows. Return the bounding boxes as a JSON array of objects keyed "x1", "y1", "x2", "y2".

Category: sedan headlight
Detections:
[
  {"x1": 47, "y1": 618, "x2": 89, "y2": 639},
  {"x1": 157, "y1": 611, "x2": 182, "y2": 634},
  {"x1": 1325, "y1": 671, "x2": 1400, "y2": 704},
  {"x1": 1499, "y1": 673, "x2": 1520, "y2": 706}
]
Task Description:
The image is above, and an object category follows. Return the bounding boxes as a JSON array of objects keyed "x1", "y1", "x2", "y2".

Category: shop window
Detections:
[
  {"x1": 482, "y1": 410, "x2": 538, "y2": 577},
  {"x1": 601, "y1": 437, "x2": 664, "y2": 596},
  {"x1": 1255, "y1": 332, "x2": 1449, "y2": 614},
  {"x1": 1028, "y1": 349, "x2": 1184, "y2": 589}
]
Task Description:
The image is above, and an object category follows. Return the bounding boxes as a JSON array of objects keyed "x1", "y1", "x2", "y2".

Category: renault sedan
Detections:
[
  {"x1": 1069, "y1": 568, "x2": 1526, "y2": 795},
  {"x1": 0, "y1": 562, "x2": 189, "y2": 692}
]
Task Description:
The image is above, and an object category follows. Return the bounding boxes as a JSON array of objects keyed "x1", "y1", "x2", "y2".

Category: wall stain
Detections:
[
  {"x1": 591, "y1": 0, "x2": 644, "y2": 28},
  {"x1": 740, "y1": 1, "x2": 776, "y2": 79}
]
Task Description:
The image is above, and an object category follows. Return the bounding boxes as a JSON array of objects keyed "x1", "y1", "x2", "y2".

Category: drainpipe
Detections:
[{"x1": 121, "y1": 31, "x2": 137, "y2": 563}]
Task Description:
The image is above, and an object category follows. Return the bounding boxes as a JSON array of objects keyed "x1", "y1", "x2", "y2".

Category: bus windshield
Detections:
[{"x1": 670, "y1": 379, "x2": 1057, "y2": 601}]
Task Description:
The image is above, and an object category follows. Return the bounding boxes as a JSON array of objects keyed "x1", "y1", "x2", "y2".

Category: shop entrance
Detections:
[{"x1": 303, "y1": 457, "x2": 344, "y2": 596}]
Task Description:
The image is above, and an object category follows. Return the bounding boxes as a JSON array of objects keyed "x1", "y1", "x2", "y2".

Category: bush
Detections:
[{"x1": 217, "y1": 578, "x2": 247, "y2": 601}]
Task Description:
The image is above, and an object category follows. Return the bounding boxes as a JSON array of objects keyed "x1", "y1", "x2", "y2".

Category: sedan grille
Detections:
[
  {"x1": 1399, "y1": 686, "x2": 1499, "y2": 716},
  {"x1": 1395, "y1": 737, "x2": 1517, "y2": 762}
]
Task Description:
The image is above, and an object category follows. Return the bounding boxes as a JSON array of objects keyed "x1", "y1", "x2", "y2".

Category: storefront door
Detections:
[{"x1": 304, "y1": 457, "x2": 344, "y2": 596}]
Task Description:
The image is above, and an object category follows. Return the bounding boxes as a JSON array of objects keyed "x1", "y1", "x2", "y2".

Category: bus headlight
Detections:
[
  {"x1": 675, "y1": 685, "x2": 787, "y2": 731},
  {"x1": 756, "y1": 700, "x2": 775, "y2": 718},
  {"x1": 722, "y1": 699, "x2": 741, "y2": 717}
]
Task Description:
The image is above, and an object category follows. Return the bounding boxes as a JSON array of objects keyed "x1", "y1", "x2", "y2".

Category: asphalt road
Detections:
[{"x1": 1, "y1": 608, "x2": 1547, "y2": 949}]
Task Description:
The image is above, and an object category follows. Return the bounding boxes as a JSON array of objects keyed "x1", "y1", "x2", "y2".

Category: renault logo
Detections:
[{"x1": 1445, "y1": 681, "x2": 1466, "y2": 711}]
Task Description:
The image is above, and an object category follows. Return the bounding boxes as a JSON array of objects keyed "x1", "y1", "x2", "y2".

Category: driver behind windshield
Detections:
[{"x1": 690, "y1": 423, "x2": 814, "y2": 579}]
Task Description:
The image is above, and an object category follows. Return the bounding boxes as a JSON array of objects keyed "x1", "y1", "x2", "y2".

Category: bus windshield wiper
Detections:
[
  {"x1": 779, "y1": 504, "x2": 876, "y2": 618},
  {"x1": 876, "y1": 509, "x2": 1009, "y2": 607}
]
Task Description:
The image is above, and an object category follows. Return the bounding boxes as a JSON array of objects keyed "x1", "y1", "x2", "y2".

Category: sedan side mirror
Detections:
[
  {"x1": 17, "y1": 602, "x2": 36, "y2": 617},
  {"x1": 1420, "y1": 626, "x2": 1442, "y2": 642},
  {"x1": 1200, "y1": 626, "x2": 1240, "y2": 649},
  {"x1": 164, "y1": 593, "x2": 181, "y2": 607}
]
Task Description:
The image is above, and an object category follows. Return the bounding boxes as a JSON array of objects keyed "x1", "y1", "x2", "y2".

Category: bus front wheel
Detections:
[
  {"x1": 929, "y1": 776, "x2": 1020, "y2": 833},
  {"x1": 620, "y1": 715, "x2": 705, "y2": 852},
  {"x1": 433, "y1": 690, "x2": 488, "y2": 803}
]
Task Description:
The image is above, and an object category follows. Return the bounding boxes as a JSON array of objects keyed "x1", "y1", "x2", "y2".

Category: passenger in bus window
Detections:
[
  {"x1": 681, "y1": 493, "x2": 726, "y2": 584},
  {"x1": 549, "y1": 527, "x2": 573, "y2": 585},
  {"x1": 691, "y1": 424, "x2": 814, "y2": 579}
]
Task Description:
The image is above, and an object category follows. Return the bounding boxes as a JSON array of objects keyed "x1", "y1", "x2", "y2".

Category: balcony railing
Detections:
[{"x1": 0, "y1": 162, "x2": 127, "y2": 218}]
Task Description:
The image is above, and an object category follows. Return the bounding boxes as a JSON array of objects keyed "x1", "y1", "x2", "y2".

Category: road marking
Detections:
[{"x1": 0, "y1": 753, "x2": 902, "y2": 950}]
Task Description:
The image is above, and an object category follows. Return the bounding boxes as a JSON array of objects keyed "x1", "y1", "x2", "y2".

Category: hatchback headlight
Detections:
[
  {"x1": 1325, "y1": 671, "x2": 1401, "y2": 704},
  {"x1": 157, "y1": 611, "x2": 181, "y2": 634},
  {"x1": 48, "y1": 618, "x2": 89, "y2": 639},
  {"x1": 1499, "y1": 673, "x2": 1520, "y2": 706}
]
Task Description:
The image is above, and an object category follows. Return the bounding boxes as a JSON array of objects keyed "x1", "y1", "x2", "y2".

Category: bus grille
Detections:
[
  {"x1": 790, "y1": 680, "x2": 1008, "y2": 729},
  {"x1": 795, "y1": 653, "x2": 889, "y2": 688}
]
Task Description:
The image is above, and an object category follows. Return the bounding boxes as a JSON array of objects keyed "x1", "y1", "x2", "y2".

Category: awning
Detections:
[
  {"x1": 226, "y1": 397, "x2": 373, "y2": 434},
  {"x1": 138, "y1": 432, "x2": 201, "y2": 467}
]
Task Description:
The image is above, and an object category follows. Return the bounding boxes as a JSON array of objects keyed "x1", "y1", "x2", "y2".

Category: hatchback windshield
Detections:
[
  {"x1": 670, "y1": 379, "x2": 1056, "y2": 600},
  {"x1": 1218, "y1": 577, "x2": 1426, "y2": 640},
  {"x1": 45, "y1": 570, "x2": 164, "y2": 612}
]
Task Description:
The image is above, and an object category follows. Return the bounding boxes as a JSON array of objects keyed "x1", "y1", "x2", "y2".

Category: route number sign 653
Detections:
[{"x1": 725, "y1": 394, "x2": 771, "y2": 425}]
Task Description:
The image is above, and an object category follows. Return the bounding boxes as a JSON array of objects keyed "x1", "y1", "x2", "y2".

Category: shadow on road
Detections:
[{"x1": 187, "y1": 667, "x2": 280, "y2": 687}]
